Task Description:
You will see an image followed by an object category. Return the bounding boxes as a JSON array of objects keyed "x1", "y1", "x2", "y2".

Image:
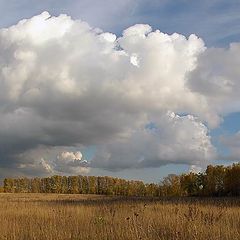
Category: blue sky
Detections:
[
  {"x1": 0, "y1": 0, "x2": 239, "y2": 182},
  {"x1": 1, "y1": 0, "x2": 240, "y2": 47}
]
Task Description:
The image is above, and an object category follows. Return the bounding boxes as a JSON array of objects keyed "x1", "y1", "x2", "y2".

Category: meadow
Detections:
[{"x1": 0, "y1": 193, "x2": 239, "y2": 240}]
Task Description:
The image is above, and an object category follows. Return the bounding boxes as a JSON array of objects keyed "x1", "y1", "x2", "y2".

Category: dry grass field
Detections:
[{"x1": 0, "y1": 194, "x2": 239, "y2": 240}]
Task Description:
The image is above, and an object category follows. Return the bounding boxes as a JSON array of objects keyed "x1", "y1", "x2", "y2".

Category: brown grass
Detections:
[{"x1": 0, "y1": 193, "x2": 239, "y2": 240}]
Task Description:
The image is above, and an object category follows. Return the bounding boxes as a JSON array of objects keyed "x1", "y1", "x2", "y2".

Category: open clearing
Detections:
[{"x1": 0, "y1": 193, "x2": 239, "y2": 240}]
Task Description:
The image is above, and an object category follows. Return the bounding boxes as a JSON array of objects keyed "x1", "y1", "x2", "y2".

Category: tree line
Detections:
[{"x1": 3, "y1": 163, "x2": 240, "y2": 197}]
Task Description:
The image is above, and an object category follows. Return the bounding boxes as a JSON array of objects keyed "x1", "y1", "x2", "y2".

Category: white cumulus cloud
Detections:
[
  {"x1": 91, "y1": 111, "x2": 216, "y2": 170},
  {"x1": 0, "y1": 11, "x2": 237, "y2": 177},
  {"x1": 54, "y1": 151, "x2": 89, "y2": 174}
]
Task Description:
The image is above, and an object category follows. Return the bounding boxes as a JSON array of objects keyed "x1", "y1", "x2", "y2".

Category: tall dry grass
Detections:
[{"x1": 0, "y1": 193, "x2": 239, "y2": 240}]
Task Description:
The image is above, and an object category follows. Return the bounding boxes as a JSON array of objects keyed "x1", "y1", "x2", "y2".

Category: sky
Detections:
[{"x1": 0, "y1": 0, "x2": 240, "y2": 183}]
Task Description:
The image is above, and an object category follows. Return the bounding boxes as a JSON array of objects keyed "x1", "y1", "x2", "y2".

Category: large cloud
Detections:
[{"x1": 0, "y1": 12, "x2": 229, "y2": 176}]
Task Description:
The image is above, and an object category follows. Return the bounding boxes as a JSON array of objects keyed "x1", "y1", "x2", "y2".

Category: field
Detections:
[{"x1": 0, "y1": 194, "x2": 239, "y2": 240}]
